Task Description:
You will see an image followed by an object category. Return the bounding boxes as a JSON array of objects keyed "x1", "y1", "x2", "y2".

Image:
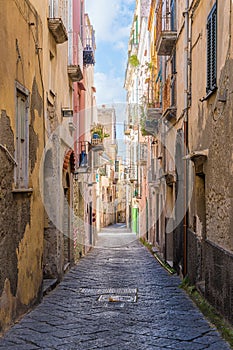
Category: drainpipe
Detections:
[{"x1": 183, "y1": 0, "x2": 189, "y2": 276}]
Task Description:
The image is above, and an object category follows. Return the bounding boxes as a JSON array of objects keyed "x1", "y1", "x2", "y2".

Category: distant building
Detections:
[{"x1": 96, "y1": 106, "x2": 118, "y2": 228}]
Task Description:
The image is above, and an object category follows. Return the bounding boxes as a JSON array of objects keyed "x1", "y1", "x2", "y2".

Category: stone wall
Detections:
[
  {"x1": 187, "y1": 229, "x2": 203, "y2": 285},
  {"x1": 205, "y1": 240, "x2": 233, "y2": 324}
]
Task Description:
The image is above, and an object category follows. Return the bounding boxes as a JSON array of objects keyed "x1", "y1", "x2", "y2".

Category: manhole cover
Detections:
[{"x1": 98, "y1": 294, "x2": 137, "y2": 303}]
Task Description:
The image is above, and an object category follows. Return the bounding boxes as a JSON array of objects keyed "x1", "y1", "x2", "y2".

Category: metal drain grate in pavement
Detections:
[
  {"x1": 79, "y1": 288, "x2": 137, "y2": 295},
  {"x1": 98, "y1": 294, "x2": 137, "y2": 303}
]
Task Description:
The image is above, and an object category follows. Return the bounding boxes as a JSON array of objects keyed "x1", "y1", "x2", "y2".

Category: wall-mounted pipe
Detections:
[{"x1": 183, "y1": 0, "x2": 190, "y2": 277}]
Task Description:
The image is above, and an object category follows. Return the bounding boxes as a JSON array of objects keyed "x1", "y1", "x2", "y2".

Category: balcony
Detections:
[
  {"x1": 91, "y1": 124, "x2": 108, "y2": 151},
  {"x1": 148, "y1": 158, "x2": 157, "y2": 183},
  {"x1": 163, "y1": 106, "x2": 177, "y2": 123},
  {"x1": 48, "y1": 18, "x2": 68, "y2": 44},
  {"x1": 83, "y1": 24, "x2": 95, "y2": 65},
  {"x1": 162, "y1": 75, "x2": 177, "y2": 123},
  {"x1": 146, "y1": 107, "x2": 162, "y2": 134},
  {"x1": 124, "y1": 121, "x2": 131, "y2": 136},
  {"x1": 141, "y1": 107, "x2": 162, "y2": 136},
  {"x1": 91, "y1": 137, "x2": 104, "y2": 151},
  {"x1": 83, "y1": 45, "x2": 95, "y2": 65},
  {"x1": 156, "y1": 31, "x2": 177, "y2": 56},
  {"x1": 77, "y1": 141, "x2": 91, "y2": 172},
  {"x1": 129, "y1": 165, "x2": 137, "y2": 182},
  {"x1": 156, "y1": 0, "x2": 177, "y2": 56},
  {"x1": 67, "y1": 65, "x2": 83, "y2": 82},
  {"x1": 137, "y1": 143, "x2": 148, "y2": 166}
]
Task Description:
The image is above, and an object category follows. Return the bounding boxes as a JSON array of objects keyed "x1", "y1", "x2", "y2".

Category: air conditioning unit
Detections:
[{"x1": 62, "y1": 108, "x2": 73, "y2": 117}]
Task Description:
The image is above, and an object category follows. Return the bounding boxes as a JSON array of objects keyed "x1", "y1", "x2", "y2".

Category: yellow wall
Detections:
[{"x1": 0, "y1": 0, "x2": 45, "y2": 330}]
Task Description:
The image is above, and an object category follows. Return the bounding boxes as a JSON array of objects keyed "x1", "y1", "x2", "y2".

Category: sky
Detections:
[{"x1": 85, "y1": 0, "x2": 135, "y2": 106}]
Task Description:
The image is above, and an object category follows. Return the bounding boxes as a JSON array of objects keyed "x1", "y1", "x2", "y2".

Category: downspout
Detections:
[{"x1": 183, "y1": 0, "x2": 189, "y2": 276}]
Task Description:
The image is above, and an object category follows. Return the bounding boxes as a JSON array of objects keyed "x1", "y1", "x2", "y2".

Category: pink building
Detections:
[{"x1": 72, "y1": 0, "x2": 96, "y2": 258}]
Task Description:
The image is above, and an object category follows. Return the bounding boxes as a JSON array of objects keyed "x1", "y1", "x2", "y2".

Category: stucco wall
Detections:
[
  {"x1": 205, "y1": 60, "x2": 233, "y2": 250},
  {"x1": 184, "y1": 0, "x2": 233, "y2": 321},
  {"x1": 0, "y1": 0, "x2": 44, "y2": 331}
]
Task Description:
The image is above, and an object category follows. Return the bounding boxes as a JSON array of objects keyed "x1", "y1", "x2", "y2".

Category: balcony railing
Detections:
[
  {"x1": 77, "y1": 141, "x2": 91, "y2": 172},
  {"x1": 162, "y1": 75, "x2": 177, "y2": 123},
  {"x1": 148, "y1": 158, "x2": 157, "y2": 183},
  {"x1": 146, "y1": 107, "x2": 161, "y2": 135},
  {"x1": 83, "y1": 25, "x2": 96, "y2": 66},
  {"x1": 83, "y1": 45, "x2": 95, "y2": 65},
  {"x1": 124, "y1": 121, "x2": 131, "y2": 136},
  {"x1": 141, "y1": 107, "x2": 162, "y2": 136},
  {"x1": 156, "y1": 0, "x2": 177, "y2": 56},
  {"x1": 137, "y1": 143, "x2": 148, "y2": 166},
  {"x1": 48, "y1": 18, "x2": 68, "y2": 44},
  {"x1": 129, "y1": 165, "x2": 137, "y2": 182},
  {"x1": 91, "y1": 137, "x2": 104, "y2": 150}
]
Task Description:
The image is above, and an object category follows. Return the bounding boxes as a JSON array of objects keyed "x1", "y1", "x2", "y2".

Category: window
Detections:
[
  {"x1": 206, "y1": 3, "x2": 217, "y2": 94},
  {"x1": 49, "y1": 0, "x2": 55, "y2": 17},
  {"x1": 133, "y1": 17, "x2": 139, "y2": 45},
  {"x1": 171, "y1": 52, "x2": 176, "y2": 106},
  {"x1": 15, "y1": 82, "x2": 29, "y2": 188},
  {"x1": 170, "y1": 0, "x2": 176, "y2": 31}
]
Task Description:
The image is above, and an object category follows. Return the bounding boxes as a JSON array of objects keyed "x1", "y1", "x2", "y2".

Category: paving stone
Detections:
[
  {"x1": 0, "y1": 227, "x2": 231, "y2": 350},
  {"x1": 0, "y1": 345, "x2": 39, "y2": 350}
]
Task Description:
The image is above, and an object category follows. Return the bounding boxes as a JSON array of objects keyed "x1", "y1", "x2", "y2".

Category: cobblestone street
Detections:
[{"x1": 0, "y1": 226, "x2": 231, "y2": 350}]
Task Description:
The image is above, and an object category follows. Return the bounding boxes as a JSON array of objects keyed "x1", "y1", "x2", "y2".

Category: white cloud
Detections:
[
  {"x1": 85, "y1": 0, "x2": 135, "y2": 44},
  {"x1": 95, "y1": 72, "x2": 126, "y2": 105},
  {"x1": 85, "y1": 0, "x2": 134, "y2": 103}
]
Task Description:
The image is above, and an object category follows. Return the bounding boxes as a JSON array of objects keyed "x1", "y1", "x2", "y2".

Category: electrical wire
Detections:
[{"x1": 0, "y1": 144, "x2": 18, "y2": 166}]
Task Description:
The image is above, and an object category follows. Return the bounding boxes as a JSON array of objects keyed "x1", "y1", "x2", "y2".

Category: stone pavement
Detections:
[{"x1": 0, "y1": 225, "x2": 231, "y2": 350}]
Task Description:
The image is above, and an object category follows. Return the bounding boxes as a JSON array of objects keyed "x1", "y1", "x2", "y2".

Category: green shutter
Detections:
[
  {"x1": 206, "y1": 3, "x2": 217, "y2": 94},
  {"x1": 136, "y1": 18, "x2": 138, "y2": 44}
]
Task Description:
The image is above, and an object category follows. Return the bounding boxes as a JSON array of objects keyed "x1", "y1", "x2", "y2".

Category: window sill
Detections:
[
  {"x1": 200, "y1": 87, "x2": 217, "y2": 102},
  {"x1": 12, "y1": 188, "x2": 33, "y2": 196}
]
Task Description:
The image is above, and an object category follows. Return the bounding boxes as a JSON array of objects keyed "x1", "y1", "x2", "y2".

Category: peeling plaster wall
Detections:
[{"x1": 0, "y1": 0, "x2": 44, "y2": 331}]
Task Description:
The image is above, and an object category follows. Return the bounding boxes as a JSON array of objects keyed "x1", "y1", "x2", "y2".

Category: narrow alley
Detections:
[{"x1": 0, "y1": 226, "x2": 230, "y2": 350}]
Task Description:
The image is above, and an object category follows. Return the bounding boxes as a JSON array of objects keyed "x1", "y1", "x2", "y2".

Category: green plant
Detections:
[
  {"x1": 129, "y1": 54, "x2": 140, "y2": 67},
  {"x1": 139, "y1": 237, "x2": 176, "y2": 274},
  {"x1": 91, "y1": 124, "x2": 110, "y2": 140}
]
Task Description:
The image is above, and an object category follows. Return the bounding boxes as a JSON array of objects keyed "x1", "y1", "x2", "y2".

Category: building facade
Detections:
[
  {"x1": 72, "y1": 1, "x2": 97, "y2": 258},
  {"x1": 0, "y1": 0, "x2": 95, "y2": 331},
  {"x1": 0, "y1": 0, "x2": 45, "y2": 331},
  {"x1": 125, "y1": 0, "x2": 233, "y2": 323},
  {"x1": 96, "y1": 106, "x2": 117, "y2": 228}
]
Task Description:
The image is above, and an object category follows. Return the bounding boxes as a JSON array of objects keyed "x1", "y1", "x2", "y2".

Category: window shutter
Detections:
[
  {"x1": 211, "y1": 6, "x2": 217, "y2": 89},
  {"x1": 15, "y1": 85, "x2": 29, "y2": 188},
  {"x1": 135, "y1": 18, "x2": 138, "y2": 44},
  {"x1": 206, "y1": 19, "x2": 211, "y2": 92},
  {"x1": 170, "y1": 0, "x2": 176, "y2": 31},
  {"x1": 206, "y1": 3, "x2": 217, "y2": 94}
]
